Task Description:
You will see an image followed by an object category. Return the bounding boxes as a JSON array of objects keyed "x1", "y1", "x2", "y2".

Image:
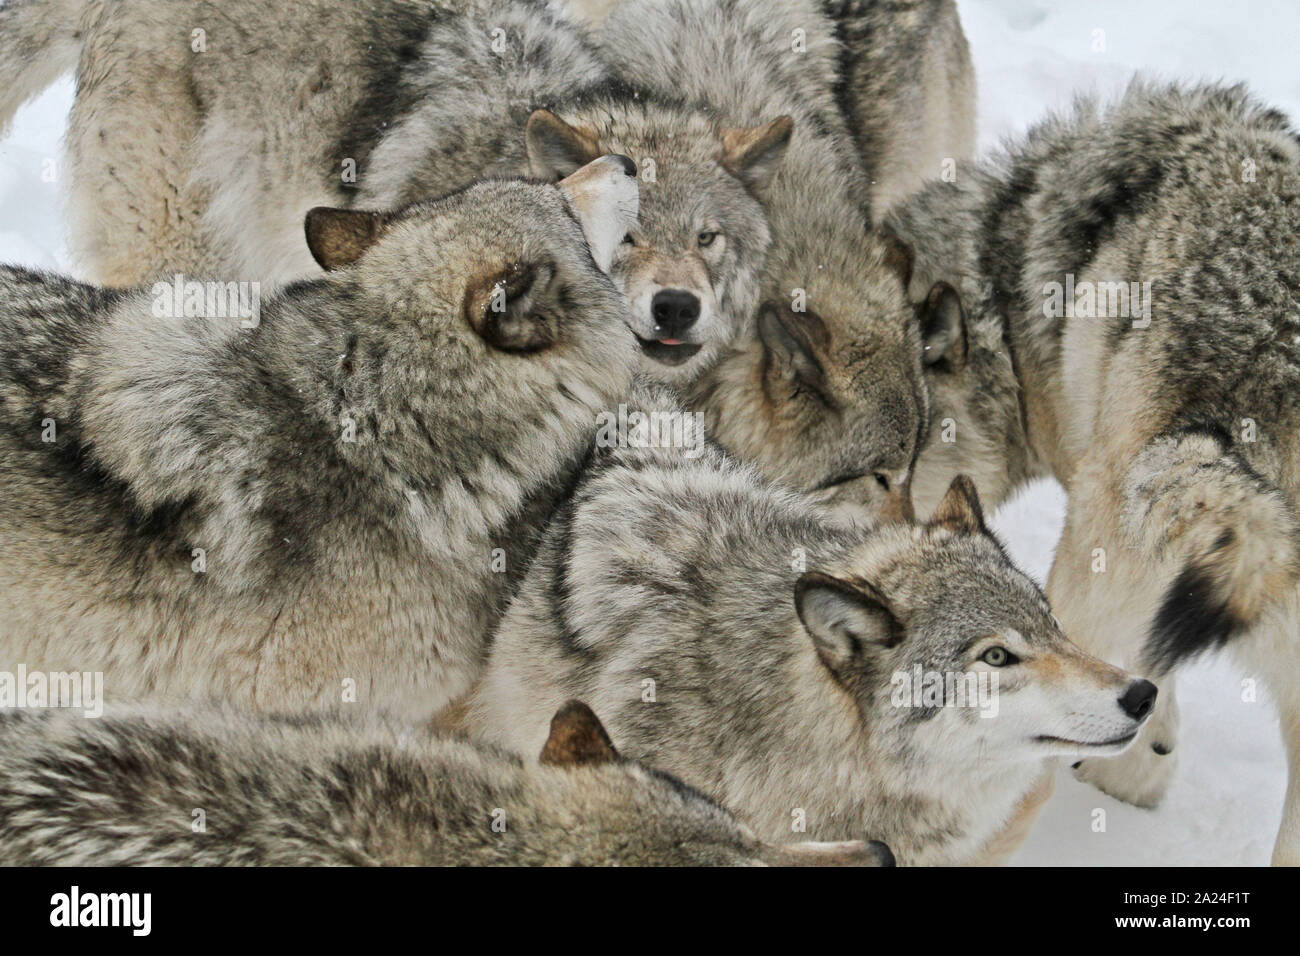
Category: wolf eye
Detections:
[
  {"x1": 697, "y1": 231, "x2": 719, "y2": 247},
  {"x1": 981, "y1": 647, "x2": 1017, "y2": 667},
  {"x1": 622, "y1": 234, "x2": 635, "y2": 245},
  {"x1": 873, "y1": 472, "x2": 891, "y2": 491}
]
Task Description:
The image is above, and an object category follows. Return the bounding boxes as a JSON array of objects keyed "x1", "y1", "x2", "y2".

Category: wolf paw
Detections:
[{"x1": 1072, "y1": 738, "x2": 1177, "y2": 808}]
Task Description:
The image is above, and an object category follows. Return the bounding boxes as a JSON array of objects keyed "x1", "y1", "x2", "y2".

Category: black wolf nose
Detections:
[
  {"x1": 650, "y1": 289, "x2": 701, "y2": 337},
  {"x1": 609, "y1": 154, "x2": 637, "y2": 177},
  {"x1": 1118, "y1": 679, "x2": 1157, "y2": 721}
]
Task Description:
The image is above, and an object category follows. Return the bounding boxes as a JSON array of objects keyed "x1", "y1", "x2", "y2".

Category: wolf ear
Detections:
[
  {"x1": 929, "y1": 474, "x2": 986, "y2": 534},
  {"x1": 919, "y1": 281, "x2": 966, "y2": 369},
  {"x1": 539, "y1": 700, "x2": 620, "y2": 767},
  {"x1": 526, "y1": 109, "x2": 605, "y2": 180},
  {"x1": 795, "y1": 572, "x2": 903, "y2": 683},
  {"x1": 880, "y1": 233, "x2": 914, "y2": 291},
  {"x1": 759, "y1": 302, "x2": 829, "y2": 397},
  {"x1": 557, "y1": 155, "x2": 640, "y2": 274},
  {"x1": 720, "y1": 115, "x2": 794, "y2": 191},
  {"x1": 304, "y1": 207, "x2": 393, "y2": 271},
  {"x1": 463, "y1": 260, "x2": 557, "y2": 353}
]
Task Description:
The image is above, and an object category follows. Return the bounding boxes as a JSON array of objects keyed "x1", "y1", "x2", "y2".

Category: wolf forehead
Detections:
[
  {"x1": 864, "y1": 529, "x2": 1056, "y2": 640},
  {"x1": 385, "y1": 178, "x2": 594, "y2": 249}
]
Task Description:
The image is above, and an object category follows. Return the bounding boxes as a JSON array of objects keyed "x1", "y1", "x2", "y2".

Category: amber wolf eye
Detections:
[
  {"x1": 982, "y1": 647, "x2": 1018, "y2": 667},
  {"x1": 697, "y1": 231, "x2": 719, "y2": 247}
]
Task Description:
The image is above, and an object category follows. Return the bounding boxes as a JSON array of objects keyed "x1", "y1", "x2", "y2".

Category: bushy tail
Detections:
[
  {"x1": 0, "y1": 0, "x2": 88, "y2": 136},
  {"x1": 1123, "y1": 429, "x2": 1300, "y2": 672}
]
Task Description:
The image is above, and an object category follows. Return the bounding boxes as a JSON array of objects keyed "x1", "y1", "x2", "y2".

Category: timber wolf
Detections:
[
  {"x1": 0, "y1": 700, "x2": 895, "y2": 865},
  {"x1": 886, "y1": 80, "x2": 1300, "y2": 864},
  {"x1": 467, "y1": 384, "x2": 1154, "y2": 865},
  {"x1": 0, "y1": 160, "x2": 639, "y2": 719}
]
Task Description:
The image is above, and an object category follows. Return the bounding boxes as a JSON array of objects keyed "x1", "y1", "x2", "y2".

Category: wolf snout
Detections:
[
  {"x1": 651, "y1": 288, "x2": 702, "y2": 339},
  {"x1": 1118, "y1": 678, "x2": 1157, "y2": 722},
  {"x1": 608, "y1": 153, "x2": 637, "y2": 177}
]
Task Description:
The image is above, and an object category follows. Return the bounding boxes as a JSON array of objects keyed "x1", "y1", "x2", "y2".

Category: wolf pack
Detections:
[{"x1": 0, "y1": 0, "x2": 1295, "y2": 867}]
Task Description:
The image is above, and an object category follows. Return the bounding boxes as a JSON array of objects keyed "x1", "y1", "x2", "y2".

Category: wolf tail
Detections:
[
  {"x1": 1123, "y1": 428, "x2": 1300, "y2": 673},
  {"x1": 0, "y1": 0, "x2": 88, "y2": 136}
]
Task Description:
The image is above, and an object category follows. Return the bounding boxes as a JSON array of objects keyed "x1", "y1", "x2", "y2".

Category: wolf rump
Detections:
[
  {"x1": 0, "y1": 160, "x2": 639, "y2": 718},
  {"x1": 887, "y1": 81, "x2": 1300, "y2": 863},
  {"x1": 467, "y1": 386, "x2": 1155, "y2": 865},
  {"x1": 0, "y1": 700, "x2": 894, "y2": 865},
  {"x1": 0, "y1": 0, "x2": 795, "y2": 387}
]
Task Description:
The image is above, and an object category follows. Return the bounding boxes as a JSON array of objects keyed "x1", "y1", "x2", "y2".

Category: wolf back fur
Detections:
[{"x1": 0, "y1": 701, "x2": 894, "y2": 865}]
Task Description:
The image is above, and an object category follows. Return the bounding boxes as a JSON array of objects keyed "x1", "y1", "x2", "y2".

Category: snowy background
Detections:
[{"x1": 1, "y1": 0, "x2": 1295, "y2": 865}]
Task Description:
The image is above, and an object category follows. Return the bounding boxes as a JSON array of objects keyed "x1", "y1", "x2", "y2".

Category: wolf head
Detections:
[
  {"x1": 525, "y1": 101, "x2": 791, "y2": 386},
  {"x1": 794, "y1": 477, "x2": 1155, "y2": 770},
  {"x1": 879, "y1": 185, "x2": 1030, "y2": 517},
  {"x1": 301, "y1": 155, "x2": 638, "y2": 408},
  {"x1": 535, "y1": 700, "x2": 894, "y2": 866},
  {"x1": 691, "y1": 235, "x2": 926, "y2": 524}
]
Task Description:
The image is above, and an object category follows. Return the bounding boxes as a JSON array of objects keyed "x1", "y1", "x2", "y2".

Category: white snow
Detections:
[{"x1": 0, "y1": 1, "x2": 1292, "y2": 866}]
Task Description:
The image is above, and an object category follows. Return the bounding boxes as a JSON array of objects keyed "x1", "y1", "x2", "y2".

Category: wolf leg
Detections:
[
  {"x1": 1048, "y1": 461, "x2": 1179, "y2": 805},
  {"x1": 64, "y1": 10, "x2": 215, "y2": 286},
  {"x1": 1273, "y1": 702, "x2": 1300, "y2": 865}
]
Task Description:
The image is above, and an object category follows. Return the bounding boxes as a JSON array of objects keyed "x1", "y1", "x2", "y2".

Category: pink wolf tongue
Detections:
[{"x1": 657, "y1": 338, "x2": 683, "y2": 345}]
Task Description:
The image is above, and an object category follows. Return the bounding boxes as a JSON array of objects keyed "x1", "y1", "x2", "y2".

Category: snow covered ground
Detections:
[{"x1": 0, "y1": 0, "x2": 1294, "y2": 865}]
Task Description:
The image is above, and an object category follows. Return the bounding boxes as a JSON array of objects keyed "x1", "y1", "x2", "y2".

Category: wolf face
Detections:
[
  {"x1": 795, "y1": 478, "x2": 1155, "y2": 772},
  {"x1": 692, "y1": 254, "x2": 926, "y2": 524},
  {"x1": 526, "y1": 105, "x2": 791, "y2": 385},
  {"x1": 305, "y1": 154, "x2": 639, "y2": 370}
]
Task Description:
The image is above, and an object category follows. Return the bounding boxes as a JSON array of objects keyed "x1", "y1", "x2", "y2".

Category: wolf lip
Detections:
[
  {"x1": 1036, "y1": 730, "x2": 1139, "y2": 749},
  {"x1": 636, "y1": 335, "x2": 703, "y2": 366}
]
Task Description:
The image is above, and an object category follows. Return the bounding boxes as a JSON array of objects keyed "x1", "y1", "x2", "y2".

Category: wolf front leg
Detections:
[
  {"x1": 1048, "y1": 464, "x2": 1180, "y2": 807},
  {"x1": 1275, "y1": 706, "x2": 1300, "y2": 865}
]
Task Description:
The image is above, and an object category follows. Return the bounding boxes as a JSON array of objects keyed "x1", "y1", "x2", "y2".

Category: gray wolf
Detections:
[
  {"x1": 0, "y1": 0, "x2": 790, "y2": 388},
  {"x1": 0, "y1": 159, "x2": 639, "y2": 720},
  {"x1": 0, "y1": 700, "x2": 895, "y2": 865},
  {"x1": 885, "y1": 80, "x2": 1300, "y2": 864},
  {"x1": 589, "y1": 0, "x2": 930, "y2": 519},
  {"x1": 467, "y1": 385, "x2": 1154, "y2": 864}
]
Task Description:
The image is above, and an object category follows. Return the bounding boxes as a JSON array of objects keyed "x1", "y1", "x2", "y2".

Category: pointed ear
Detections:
[
  {"x1": 557, "y1": 154, "x2": 640, "y2": 273},
  {"x1": 463, "y1": 260, "x2": 557, "y2": 353},
  {"x1": 720, "y1": 115, "x2": 794, "y2": 190},
  {"x1": 304, "y1": 207, "x2": 393, "y2": 271},
  {"x1": 526, "y1": 109, "x2": 604, "y2": 180},
  {"x1": 929, "y1": 474, "x2": 986, "y2": 534},
  {"x1": 759, "y1": 302, "x2": 829, "y2": 396},
  {"x1": 880, "y1": 233, "x2": 914, "y2": 291},
  {"x1": 539, "y1": 700, "x2": 620, "y2": 767},
  {"x1": 794, "y1": 572, "x2": 903, "y2": 683},
  {"x1": 919, "y1": 281, "x2": 966, "y2": 369}
]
